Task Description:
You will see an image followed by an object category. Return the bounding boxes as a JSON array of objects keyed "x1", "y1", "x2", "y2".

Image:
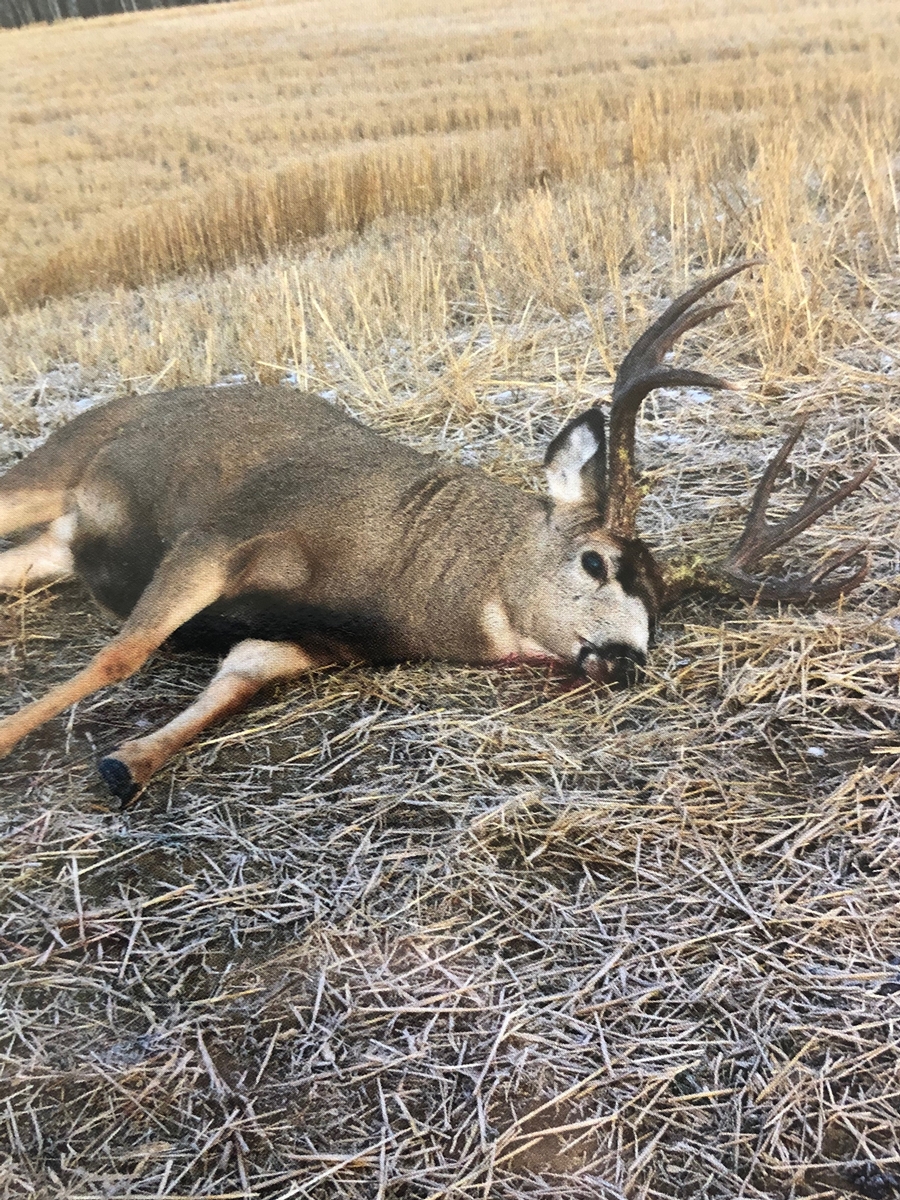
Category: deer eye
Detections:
[{"x1": 581, "y1": 551, "x2": 608, "y2": 582}]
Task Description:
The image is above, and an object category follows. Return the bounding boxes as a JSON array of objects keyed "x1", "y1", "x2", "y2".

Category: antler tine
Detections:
[
  {"x1": 718, "y1": 429, "x2": 875, "y2": 604},
  {"x1": 805, "y1": 543, "x2": 870, "y2": 597},
  {"x1": 613, "y1": 260, "x2": 761, "y2": 397},
  {"x1": 728, "y1": 439, "x2": 874, "y2": 571},
  {"x1": 733, "y1": 421, "x2": 805, "y2": 546},
  {"x1": 605, "y1": 259, "x2": 760, "y2": 533},
  {"x1": 613, "y1": 300, "x2": 735, "y2": 402}
]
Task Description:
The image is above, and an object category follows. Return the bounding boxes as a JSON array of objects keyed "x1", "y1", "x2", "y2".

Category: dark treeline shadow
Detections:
[{"x1": 1, "y1": 0, "x2": 231, "y2": 28}]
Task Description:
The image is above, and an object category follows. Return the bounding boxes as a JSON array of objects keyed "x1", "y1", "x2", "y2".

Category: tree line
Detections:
[{"x1": 1, "y1": 0, "x2": 229, "y2": 27}]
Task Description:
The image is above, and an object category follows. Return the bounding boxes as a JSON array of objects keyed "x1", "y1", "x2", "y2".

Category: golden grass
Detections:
[
  {"x1": 2, "y1": 0, "x2": 900, "y2": 1197},
  {"x1": 2, "y1": 0, "x2": 900, "y2": 319}
]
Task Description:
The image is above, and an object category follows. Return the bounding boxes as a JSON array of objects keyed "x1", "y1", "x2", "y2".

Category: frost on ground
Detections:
[{"x1": 1, "y1": 252, "x2": 899, "y2": 1198}]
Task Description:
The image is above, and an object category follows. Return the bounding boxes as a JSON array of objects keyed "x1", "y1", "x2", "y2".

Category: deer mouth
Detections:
[{"x1": 577, "y1": 641, "x2": 646, "y2": 687}]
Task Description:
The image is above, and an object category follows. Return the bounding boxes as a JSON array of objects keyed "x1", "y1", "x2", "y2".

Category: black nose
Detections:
[{"x1": 578, "y1": 642, "x2": 646, "y2": 687}]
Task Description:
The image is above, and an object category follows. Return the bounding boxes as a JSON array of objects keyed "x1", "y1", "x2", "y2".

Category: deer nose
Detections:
[{"x1": 577, "y1": 642, "x2": 646, "y2": 687}]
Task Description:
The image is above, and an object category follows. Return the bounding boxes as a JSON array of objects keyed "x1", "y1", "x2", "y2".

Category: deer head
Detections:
[{"x1": 513, "y1": 261, "x2": 871, "y2": 687}]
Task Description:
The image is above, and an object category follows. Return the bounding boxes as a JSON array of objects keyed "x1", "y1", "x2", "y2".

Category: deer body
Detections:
[
  {"x1": 0, "y1": 264, "x2": 870, "y2": 803},
  {"x1": 1, "y1": 383, "x2": 656, "y2": 666}
]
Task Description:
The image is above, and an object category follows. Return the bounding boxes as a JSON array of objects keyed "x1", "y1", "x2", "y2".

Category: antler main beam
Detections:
[{"x1": 605, "y1": 260, "x2": 761, "y2": 533}]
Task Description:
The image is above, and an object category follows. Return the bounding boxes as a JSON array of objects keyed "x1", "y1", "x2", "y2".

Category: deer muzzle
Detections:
[{"x1": 577, "y1": 641, "x2": 646, "y2": 688}]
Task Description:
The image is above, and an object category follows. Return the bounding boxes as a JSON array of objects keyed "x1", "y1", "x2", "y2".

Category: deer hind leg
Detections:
[
  {"x1": 98, "y1": 639, "x2": 316, "y2": 804},
  {"x1": 0, "y1": 487, "x2": 69, "y2": 537},
  {"x1": 0, "y1": 513, "x2": 76, "y2": 593},
  {"x1": 0, "y1": 536, "x2": 229, "y2": 761}
]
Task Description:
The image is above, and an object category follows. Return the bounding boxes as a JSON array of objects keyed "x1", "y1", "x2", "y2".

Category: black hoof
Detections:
[{"x1": 97, "y1": 756, "x2": 139, "y2": 805}]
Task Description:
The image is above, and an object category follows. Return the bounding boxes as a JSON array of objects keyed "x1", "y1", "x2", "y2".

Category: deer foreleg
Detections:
[
  {"x1": 0, "y1": 539, "x2": 228, "y2": 759},
  {"x1": 97, "y1": 639, "x2": 315, "y2": 803}
]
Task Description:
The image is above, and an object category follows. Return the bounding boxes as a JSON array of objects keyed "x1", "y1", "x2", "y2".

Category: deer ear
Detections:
[{"x1": 544, "y1": 409, "x2": 607, "y2": 509}]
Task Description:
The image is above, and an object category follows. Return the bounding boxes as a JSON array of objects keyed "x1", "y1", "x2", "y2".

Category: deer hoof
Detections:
[{"x1": 97, "y1": 756, "x2": 139, "y2": 805}]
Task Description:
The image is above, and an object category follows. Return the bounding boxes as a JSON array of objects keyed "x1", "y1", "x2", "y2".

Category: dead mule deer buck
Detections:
[{"x1": 0, "y1": 263, "x2": 871, "y2": 803}]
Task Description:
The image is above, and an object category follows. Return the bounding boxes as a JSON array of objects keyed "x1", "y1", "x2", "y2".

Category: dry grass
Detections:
[
  {"x1": 2, "y1": 0, "x2": 900, "y2": 1197},
  {"x1": 2, "y1": 0, "x2": 900, "y2": 313}
]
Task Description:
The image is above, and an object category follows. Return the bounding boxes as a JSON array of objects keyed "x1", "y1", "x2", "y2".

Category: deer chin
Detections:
[{"x1": 577, "y1": 641, "x2": 646, "y2": 688}]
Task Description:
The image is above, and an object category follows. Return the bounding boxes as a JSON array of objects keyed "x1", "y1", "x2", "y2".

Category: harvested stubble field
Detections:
[{"x1": 2, "y1": 0, "x2": 900, "y2": 1197}]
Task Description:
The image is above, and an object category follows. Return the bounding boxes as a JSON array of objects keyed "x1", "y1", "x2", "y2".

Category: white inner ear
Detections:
[{"x1": 545, "y1": 422, "x2": 602, "y2": 504}]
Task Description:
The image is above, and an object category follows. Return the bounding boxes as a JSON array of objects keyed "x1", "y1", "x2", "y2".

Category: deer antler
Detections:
[
  {"x1": 605, "y1": 260, "x2": 761, "y2": 533},
  {"x1": 690, "y1": 422, "x2": 873, "y2": 605},
  {"x1": 604, "y1": 260, "x2": 873, "y2": 606}
]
